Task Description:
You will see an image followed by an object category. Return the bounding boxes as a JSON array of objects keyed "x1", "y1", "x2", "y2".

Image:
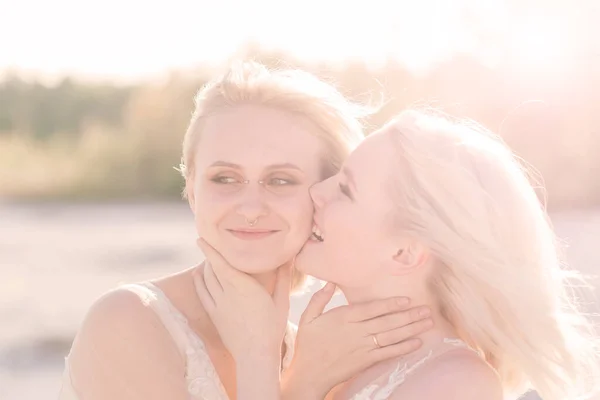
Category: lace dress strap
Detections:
[
  {"x1": 122, "y1": 282, "x2": 194, "y2": 359},
  {"x1": 350, "y1": 338, "x2": 480, "y2": 400}
]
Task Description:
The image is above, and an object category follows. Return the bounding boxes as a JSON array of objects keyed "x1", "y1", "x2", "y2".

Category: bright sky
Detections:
[{"x1": 1, "y1": 0, "x2": 592, "y2": 82}]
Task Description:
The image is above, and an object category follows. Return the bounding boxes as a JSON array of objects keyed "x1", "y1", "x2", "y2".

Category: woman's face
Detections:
[
  {"x1": 188, "y1": 104, "x2": 324, "y2": 274},
  {"x1": 297, "y1": 129, "x2": 402, "y2": 287}
]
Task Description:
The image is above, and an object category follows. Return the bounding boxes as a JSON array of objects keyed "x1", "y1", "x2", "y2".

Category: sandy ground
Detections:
[{"x1": 1, "y1": 202, "x2": 599, "y2": 400}]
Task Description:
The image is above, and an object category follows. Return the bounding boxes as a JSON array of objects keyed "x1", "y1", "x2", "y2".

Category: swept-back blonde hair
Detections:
[
  {"x1": 385, "y1": 109, "x2": 598, "y2": 400},
  {"x1": 179, "y1": 61, "x2": 366, "y2": 291}
]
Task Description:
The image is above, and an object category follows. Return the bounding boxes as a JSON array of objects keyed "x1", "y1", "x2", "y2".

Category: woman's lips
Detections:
[{"x1": 227, "y1": 229, "x2": 279, "y2": 240}]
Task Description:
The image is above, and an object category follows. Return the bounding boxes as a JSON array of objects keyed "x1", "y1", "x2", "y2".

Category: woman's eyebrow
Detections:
[{"x1": 207, "y1": 161, "x2": 303, "y2": 172}]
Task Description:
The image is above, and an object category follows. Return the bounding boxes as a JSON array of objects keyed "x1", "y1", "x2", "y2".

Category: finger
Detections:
[
  {"x1": 197, "y1": 238, "x2": 248, "y2": 288},
  {"x1": 344, "y1": 297, "x2": 411, "y2": 323},
  {"x1": 369, "y1": 338, "x2": 423, "y2": 363},
  {"x1": 203, "y1": 261, "x2": 223, "y2": 300},
  {"x1": 192, "y1": 267, "x2": 216, "y2": 314},
  {"x1": 372, "y1": 318, "x2": 434, "y2": 347},
  {"x1": 273, "y1": 264, "x2": 292, "y2": 314},
  {"x1": 363, "y1": 305, "x2": 431, "y2": 335},
  {"x1": 299, "y1": 282, "x2": 336, "y2": 325}
]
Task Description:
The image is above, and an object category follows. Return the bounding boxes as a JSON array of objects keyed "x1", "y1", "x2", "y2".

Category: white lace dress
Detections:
[
  {"x1": 348, "y1": 338, "x2": 481, "y2": 400},
  {"x1": 58, "y1": 282, "x2": 296, "y2": 400}
]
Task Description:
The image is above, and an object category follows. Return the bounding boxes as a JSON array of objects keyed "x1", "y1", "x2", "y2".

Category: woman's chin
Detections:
[{"x1": 228, "y1": 258, "x2": 280, "y2": 275}]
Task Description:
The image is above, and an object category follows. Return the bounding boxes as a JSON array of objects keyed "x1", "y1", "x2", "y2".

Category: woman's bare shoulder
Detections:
[
  {"x1": 65, "y1": 285, "x2": 189, "y2": 399},
  {"x1": 69, "y1": 285, "x2": 184, "y2": 372},
  {"x1": 77, "y1": 285, "x2": 161, "y2": 333}
]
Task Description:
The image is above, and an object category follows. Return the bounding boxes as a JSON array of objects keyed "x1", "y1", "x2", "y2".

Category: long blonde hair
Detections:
[
  {"x1": 385, "y1": 109, "x2": 598, "y2": 400},
  {"x1": 179, "y1": 61, "x2": 366, "y2": 290}
]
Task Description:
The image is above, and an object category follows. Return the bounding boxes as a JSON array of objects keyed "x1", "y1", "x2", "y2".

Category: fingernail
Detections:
[{"x1": 419, "y1": 307, "x2": 431, "y2": 317}]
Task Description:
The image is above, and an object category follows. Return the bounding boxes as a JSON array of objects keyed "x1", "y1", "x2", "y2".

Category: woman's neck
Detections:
[{"x1": 340, "y1": 278, "x2": 459, "y2": 357}]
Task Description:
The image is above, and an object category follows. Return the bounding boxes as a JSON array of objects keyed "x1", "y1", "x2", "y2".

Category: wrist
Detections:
[
  {"x1": 281, "y1": 361, "x2": 326, "y2": 400},
  {"x1": 237, "y1": 347, "x2": 281, "y2": 372},
  {"x1": 236, "y1": 351, "x2": 282, "y2": 400}
]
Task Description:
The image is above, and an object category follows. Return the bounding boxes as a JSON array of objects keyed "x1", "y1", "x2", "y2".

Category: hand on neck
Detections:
[
  {"x1": 187, "y1": 264, "x2": 283, "y2": 348},
  {"x1": 250, "y1": 270, "x2": 279, "y2": 295},
  {"x1": 340, "y1": 276, "x2": 459, "y2": 357}
]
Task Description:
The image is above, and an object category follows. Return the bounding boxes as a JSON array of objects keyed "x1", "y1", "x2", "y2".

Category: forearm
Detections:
[{"x1": 236, "y1": 350, "x2": 282, "y2": 400}]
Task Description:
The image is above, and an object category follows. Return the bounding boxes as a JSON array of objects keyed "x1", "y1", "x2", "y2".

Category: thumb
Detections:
[
  {"x1": 299, "y1": 282, "x2": 336, "y2": 325},
  {"x1": 273, "y1": 264, "x2": 292, "y2": 315}
]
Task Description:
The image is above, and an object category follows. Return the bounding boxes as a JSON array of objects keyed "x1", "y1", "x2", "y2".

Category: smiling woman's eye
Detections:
[
  {"x1": 266, "y1": 177, "x2": 296, "y2": 186},
  {"x1": 262, "y1": 175, "x2": 301, "y2": 196},
  {"x1": 210, "y1": 176, "x2": 239, "y2": 184}
]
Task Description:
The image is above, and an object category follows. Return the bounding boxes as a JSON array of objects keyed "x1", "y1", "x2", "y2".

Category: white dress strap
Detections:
[
  {"x1": 122, "y1": 282, "x2": 194, "y2": 359},
  {"x1": 124, "y1": 282, "x2": 230, "y2": 399},
  {"x1": 58, "y1": 362, "x2": 79, "y2": 400}
]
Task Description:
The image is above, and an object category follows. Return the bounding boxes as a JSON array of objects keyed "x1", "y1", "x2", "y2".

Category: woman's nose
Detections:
[{"x1": 236, "y1": 183, "x2": 269, "y2": 221}]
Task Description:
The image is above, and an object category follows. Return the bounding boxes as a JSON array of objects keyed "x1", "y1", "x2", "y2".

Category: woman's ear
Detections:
[{"x1": 390, "y1": 241, "x2": 429, "y2": 275}]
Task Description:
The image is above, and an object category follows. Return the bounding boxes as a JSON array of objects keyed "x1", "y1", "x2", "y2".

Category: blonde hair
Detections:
[
  {"x1": 180, "y1": 61, "x2": 366, "y2": 290},
  {"x1": 385, "y1": 110, "x2": 598, "y2": 400}
]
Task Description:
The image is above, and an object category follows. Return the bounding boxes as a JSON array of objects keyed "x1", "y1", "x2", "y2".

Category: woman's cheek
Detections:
[{"x1": 280, "y1": 196, "x2": 314, "y2": 222}]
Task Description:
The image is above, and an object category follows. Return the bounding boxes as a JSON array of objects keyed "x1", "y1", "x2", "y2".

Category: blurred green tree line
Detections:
[{"x1": 0, "y1": 45, "x2": 598, "y2": 209}]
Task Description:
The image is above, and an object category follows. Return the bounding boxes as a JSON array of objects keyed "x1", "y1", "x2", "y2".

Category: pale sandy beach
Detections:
[{"x1": 1, "y1": 202, "x2": 599, "y2": 400}]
